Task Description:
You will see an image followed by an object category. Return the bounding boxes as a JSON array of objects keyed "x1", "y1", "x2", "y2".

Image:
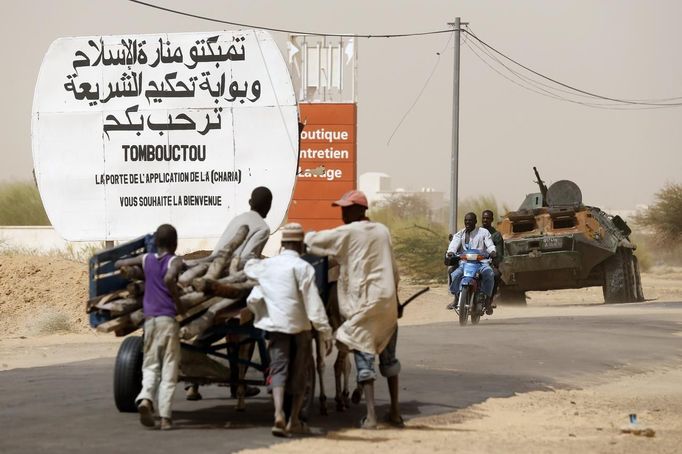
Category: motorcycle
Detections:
[{"x1": 446, "y1": 249, "x2": 492, "y2": 326}]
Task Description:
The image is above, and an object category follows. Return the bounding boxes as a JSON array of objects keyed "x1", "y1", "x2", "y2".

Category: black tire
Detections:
[
  {"x1": 458, "y1": 287, "x2": 470, "y2": 326},
  {"x1": 470, "y1": 295, "x2": 481, "y2": 325},
  {"x1": 624, "y1": 249, "x2": 638, "y2": 302},
  {"x1": 603, "y1": 248, "x2": 636, "y2": 303},
  {"x1": 632, "y1": 255, "x2": 645, "y2": 302},
  {"x1": 114, "y1": 335, "x2": 144, "y2": 413}
]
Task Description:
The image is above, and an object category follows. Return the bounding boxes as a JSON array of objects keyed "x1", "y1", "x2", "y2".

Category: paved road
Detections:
[{"x1": 2, "y1": 302, "x2": 681, "y2": 453}]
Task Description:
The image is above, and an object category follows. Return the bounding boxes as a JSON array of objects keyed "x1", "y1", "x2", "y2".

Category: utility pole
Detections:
[{"x1": 448, "y1": 17, "x2": 461, "y2": 234}]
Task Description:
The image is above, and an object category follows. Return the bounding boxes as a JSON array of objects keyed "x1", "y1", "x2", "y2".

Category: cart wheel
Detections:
[{"x1": 114, "y1": 335, "x2": 143, "y2": 412}]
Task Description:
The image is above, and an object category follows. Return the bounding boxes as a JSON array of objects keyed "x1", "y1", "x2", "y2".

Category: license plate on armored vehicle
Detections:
[{"x1": 542, "y1": 236, "x2": 563, "y2": 249}]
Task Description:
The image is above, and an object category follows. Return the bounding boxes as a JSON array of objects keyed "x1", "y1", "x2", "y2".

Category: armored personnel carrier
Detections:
[{"x1": 497, "y1": 168, "x2": 644, "y2": 303}]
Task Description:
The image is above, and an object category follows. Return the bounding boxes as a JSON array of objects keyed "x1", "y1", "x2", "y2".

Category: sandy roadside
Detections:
[
  {"x1": 0, "y1": 333, "x2": 122, "y2": 371},
  {"x1": 1, "y1": 261, "x2": 680, "y2": 370},
  {"x1": 236, "y1": 365, "x2": 682, "y2": 454}
]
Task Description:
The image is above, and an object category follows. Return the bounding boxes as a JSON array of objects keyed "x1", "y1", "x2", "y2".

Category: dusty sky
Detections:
[{"x1": 2, "y1": 0, "x2": 681, "y2": 210}]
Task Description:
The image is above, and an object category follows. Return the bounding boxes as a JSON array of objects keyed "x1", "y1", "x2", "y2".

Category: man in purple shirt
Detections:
[{"x1": 116, "y1": 224, "x2": 183, "y2": 430}]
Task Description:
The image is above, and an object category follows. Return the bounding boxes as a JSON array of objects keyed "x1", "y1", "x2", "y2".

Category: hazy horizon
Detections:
[{"x1": 2, "y1": 0, "x2": 681, "y2": 212}]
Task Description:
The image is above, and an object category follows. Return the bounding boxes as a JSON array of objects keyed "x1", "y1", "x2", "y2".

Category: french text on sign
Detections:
[{"x1": 300, "y1": 128, "x2": 349, "y2": 143}]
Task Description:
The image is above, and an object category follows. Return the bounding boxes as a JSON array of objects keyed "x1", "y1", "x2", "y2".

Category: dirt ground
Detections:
[
  {"x1": 1, "y1": 254, "x2": 682, "y2": 452},
  {"x1": 236, "y1": 366, "x2": 682, "y2": 454}
]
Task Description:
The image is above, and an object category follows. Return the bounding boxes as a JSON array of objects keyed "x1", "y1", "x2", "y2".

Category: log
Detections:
[
  {"x1": 212, "y1": 305, "x2": 247, "y2": 325},
  {"x1": 120, "y1": 265, "x2": 144, "y2": 280},
  {"x1": 193, "y1": 272, "x2": 250, "y2": 292},
  {"x1": 178, "y1": 296, "x2": 223, "y2": 325},
  {"x1": 228, "y1": 256, "x2": 240, "y2": 275},
  {"x1": 118, "y1": 310, "x2": 144, "y2": 336},
  {"x1": 179, "y1": 297, "x2": 241, "y2": 339},
  {"x1": 206, "y1": 279, "x2": 257, "y2": 298},
  {"x1": 86, "y1": 289, "x2": 126, "y2": 313},
  {"x1": 95, "y1": 297, "x2": 142, "y2": 317},
  {"x1": 217, "y1": 271, "x2": 247, "y2": 284},
  {"x1": 237, "y1": 253, "x2": 256, "y2": 271},
  {"x1": 179, "y1": 291, "x2": 208, "y2": 309},
  {"x1": 96, "y1": 308, "x2": 144, "y2": 334},
  {"x1": 204, "y1": 225, "x2": 249, "y2": 281},
  {"x1": 126, "y1": 281, "x2": 144, "y2": 297},
  {"x1": 179, "y1": 263, "x2": 209, "y2": 287}
]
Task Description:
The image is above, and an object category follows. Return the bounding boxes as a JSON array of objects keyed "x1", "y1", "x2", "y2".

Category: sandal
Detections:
[
  {"x1": 287, "y1": 422, "x2": 312, "y2": 435},
  {"x1": 271, "y1": 420, "x2": 289, "y2": 438}
]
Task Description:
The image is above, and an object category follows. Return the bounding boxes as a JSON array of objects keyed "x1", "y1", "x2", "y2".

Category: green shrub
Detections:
[
  {"x1": 0, "y1": 181, "x2": 50, "y2": 225},
  {"x1": 390, "y1": 221, "x2": 449, "y2": 283},
  {"x1": 633, "y1": 183, "x2": 682, "y2": 243}
]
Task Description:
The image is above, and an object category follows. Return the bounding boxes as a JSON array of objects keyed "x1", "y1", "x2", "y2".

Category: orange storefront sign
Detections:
[{"x1": 288, "y1": 103, "x2": 357, "y2": 231}]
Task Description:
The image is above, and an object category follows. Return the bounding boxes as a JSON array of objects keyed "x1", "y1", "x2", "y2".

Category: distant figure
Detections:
[
  {"x1": 115, "y1": 224, "x2": 183, "y2": 430},
  {"x1": 245, "y1": 223, "x2": 333, "y2": 436},
  {"x1": 305, "y1": 190, "x2": 403, "y2": 430},
  {"x1": 481, "y1": 209, "x2": 503, "y2": 308},
  {"x1": 446, "y1": 212, "x2": 496, "y2": 310}
]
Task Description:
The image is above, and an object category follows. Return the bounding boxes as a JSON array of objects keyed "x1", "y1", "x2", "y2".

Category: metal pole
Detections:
[
  {"x1": 448, "y1": 18, "x2": 461, "y2": 233},
  {"x1": 449, "y1": 17, "x2": 460, "y2": 233}
]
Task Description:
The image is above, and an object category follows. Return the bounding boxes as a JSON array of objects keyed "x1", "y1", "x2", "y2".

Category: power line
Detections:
[
  {"x1": 128, "y1": 0, "x2": 456, "y2": 38},
  {"x1": 465, "y1": 27, "x2": 601, "y2": 101},
  {"x1": 463, "y1": 38, "x2": 671, "y2": 110},
  {"x1": 128, "y1": 1, "x2": 682, "y2": 107},
  {"x1": 462, "y1": 28, "x2": 682, "y2": 107},
  {"x1": 386, "y1": 32, "x2": 454, "y2": 145}
]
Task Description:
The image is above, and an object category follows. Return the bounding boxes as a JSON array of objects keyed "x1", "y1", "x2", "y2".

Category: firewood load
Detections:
[{"x1": 86, "y1": 225, "x2": 258, "y2": 338}]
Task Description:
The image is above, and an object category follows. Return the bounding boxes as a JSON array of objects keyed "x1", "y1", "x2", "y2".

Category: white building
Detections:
[{"x1": 359, "y1": 172, "x2": 446, "y2": 212}]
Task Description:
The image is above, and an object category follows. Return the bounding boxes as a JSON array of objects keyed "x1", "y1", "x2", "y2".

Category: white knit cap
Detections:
[{"x1": 281, "y1": 222, "x2": 305, "y2": 242}]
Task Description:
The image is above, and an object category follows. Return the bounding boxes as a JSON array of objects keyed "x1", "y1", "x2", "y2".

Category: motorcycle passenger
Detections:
[
  {"x1": 481, "y1": 209, "x2": 503, "y2": 311},
  {"x1": 445, "y1": 212, "x2": 496, "y2": 310}
]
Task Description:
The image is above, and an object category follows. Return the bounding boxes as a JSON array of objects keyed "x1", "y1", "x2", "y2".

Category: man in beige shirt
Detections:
[{"x1": 305, "y1": 190, "x2": 403, "y2": 429}]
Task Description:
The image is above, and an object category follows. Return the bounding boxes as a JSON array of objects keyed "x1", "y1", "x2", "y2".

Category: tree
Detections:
[
  {"x1": 372, "y1": 193, "x2": 431, "y2": 224},
  {"x1": 633, "y1": 183, "x2": 682, "y2": 242}
]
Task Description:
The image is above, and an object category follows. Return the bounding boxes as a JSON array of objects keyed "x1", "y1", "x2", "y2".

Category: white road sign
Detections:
[{"x1": 32, "y1": 30, "x2": 299, "y2": 241}]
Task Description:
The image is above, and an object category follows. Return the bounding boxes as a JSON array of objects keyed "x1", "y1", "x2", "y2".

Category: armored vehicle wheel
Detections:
[
  {"x1": 603, "y1": 248, "x2": 637, "y2": 303},
  {"x1": 458, "y1": 287, "x2": 470, "y2": 326},
  {"x1": 114, "y1": 335, "x2": 143, "y2": 412},
  {"x1": 632, "y1": 255, "x2": 645, "y2": 302}
]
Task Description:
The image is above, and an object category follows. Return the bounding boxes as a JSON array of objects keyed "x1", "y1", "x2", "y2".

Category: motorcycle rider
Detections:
[
  {"x1": 481, "y1": 209, "x2": 503, "y2": 311},
  {"x1": 445, "y1": 212, "x2": 496, "y2": 310}
]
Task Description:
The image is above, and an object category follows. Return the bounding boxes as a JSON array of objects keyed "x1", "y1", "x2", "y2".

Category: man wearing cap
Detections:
[
  {"x1": 304, "y1": 190, "x2": 403, "y2": 430},
  {"x1": 245, "y1": 223, "x2": 333, "y2": 436}
]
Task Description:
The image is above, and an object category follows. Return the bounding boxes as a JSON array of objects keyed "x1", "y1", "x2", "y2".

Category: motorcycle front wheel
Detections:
[
  {"x1": 470, "y1": 295, "x2": 481, "y2": 325},
  {"x1": 458, "y1": 286, "x2": 470, "y2": 326}
]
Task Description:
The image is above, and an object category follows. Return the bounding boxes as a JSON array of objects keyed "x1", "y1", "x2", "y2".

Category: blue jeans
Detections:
[
  {"x1": 449, "y1": 262, "x2": 495, "y2": 297},
  {"x1": 354, "y1": 327, "x2": 400, "y2": 383}
]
